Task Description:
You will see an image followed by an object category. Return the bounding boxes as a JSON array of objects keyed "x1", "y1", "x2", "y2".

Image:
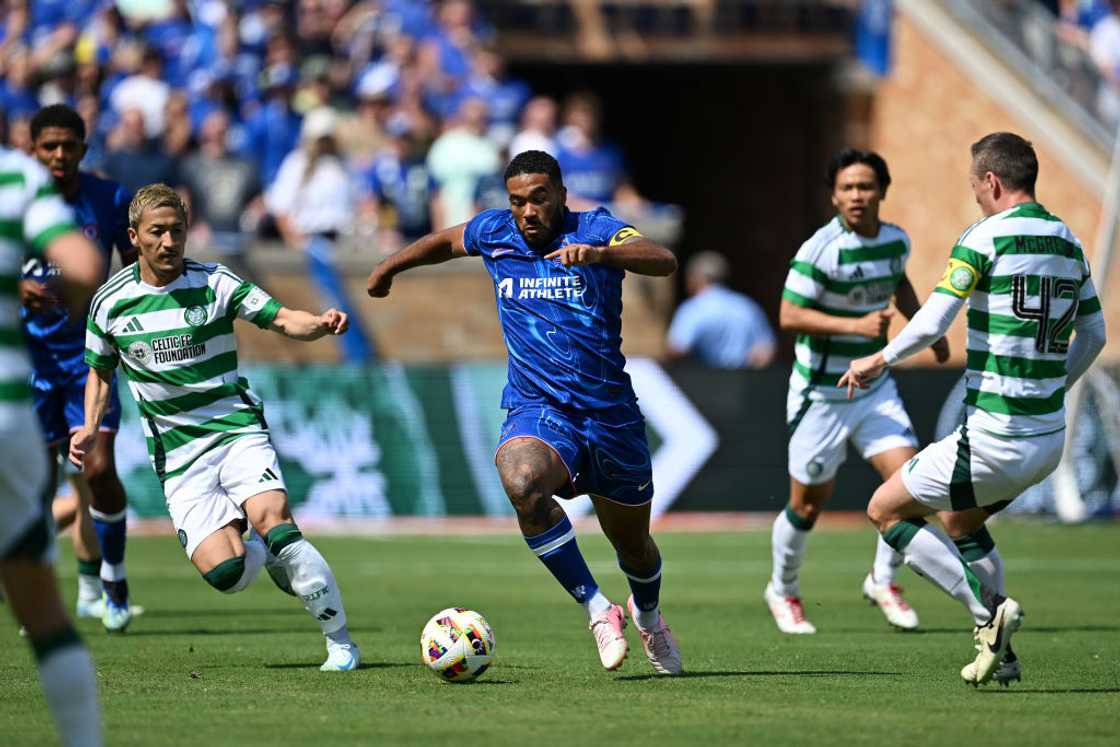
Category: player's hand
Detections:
[
  {"x1": 931, "y1": 336, "x2": 950, "y2": 363},
  {"x1": 319, "y1": 308, "x2": 349, "y2": 335},
  {"x1": 19, "y1": 279, "x2": 59, "y2": 313},
  {"x1": 68, "y1": 426, "x2": 97, "y2": 469},
  {"x1": 838, "y1": 352, "x2": 888, "y2": 400},
  {"x1": 367, "y1": 266, "x2": 393, "y2": 298},
  {"x1": 545, "y1": 243, "x2": 605, "y2": 267},
  {"x1": 849, "y1": 309, "x2": 894, "y2": 338}
]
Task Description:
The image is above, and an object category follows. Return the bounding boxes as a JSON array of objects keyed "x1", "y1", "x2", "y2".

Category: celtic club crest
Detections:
[{"x1": 184, "y1": 305, "x2": 207, "y2": 326}]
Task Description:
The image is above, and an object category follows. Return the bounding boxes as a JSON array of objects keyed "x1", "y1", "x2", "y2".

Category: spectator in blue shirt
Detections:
[
  {"x1": 241, "y1": 64, "x2": 301, "y2": 185},
  {"x1": 359, "y1": 114, "x2": 443, "y2": 251},
  {"x1": 667, "y1": 251, "x2": 776, "y2": 369},
  {"x1": 555, "y1": 91, "x2": 642, "y2": 207}
]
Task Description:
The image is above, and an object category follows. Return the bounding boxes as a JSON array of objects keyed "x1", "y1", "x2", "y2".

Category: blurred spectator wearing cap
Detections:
[
  {"x1": 266, "y1": 106, "x2": 374, "y2": 362},
  {"x1": 109, "y1": 45, "x2": 170, "y2": 139},
  {"x1": 667, "y1": 251, "x2": 776, "y2": 369},
  {"x1": 180, "y1": 110, "x2": 260, "y2": 260},
  {"x1": 103, "y1": 107, "x2": 179, "y2": 194},
  {"x1": 509, "y1": 95, "x2": 558, "y2": 158},
  {"x1": 336, "y1": 60, "x2": 398, "y2": 166},
  {"x1": 555, "y1": 92, "x2": 642, "y2": 208},
  {"x1": 426, "y1": 96, "x2": 499, "y2": 227},
  {"x1": 359, "y1": 114, "x2": 442, "y2": 253},
  {"x1": 265, "y1": 106, "x2": 355, "y2": 249},
  {"x1": 241, "y1": 62, "x2": 302, "y2": 185}
]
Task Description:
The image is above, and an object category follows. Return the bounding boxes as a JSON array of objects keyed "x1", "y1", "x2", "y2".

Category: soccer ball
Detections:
[{"x1": 420, "y1": 607, "x2": 495, "y2": 683}]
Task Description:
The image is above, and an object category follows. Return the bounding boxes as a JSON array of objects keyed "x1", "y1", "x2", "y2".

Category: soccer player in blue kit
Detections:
[
  {"x1": 367, "y1": 151, "x2": 682, "y2": 675},
  {"x1": 21, "y1": 105, "x2": 137, "y2": 632}
]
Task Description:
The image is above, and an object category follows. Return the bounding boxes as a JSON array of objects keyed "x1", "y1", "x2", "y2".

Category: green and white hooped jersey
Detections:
[
  {"x1": 782, "y1": 217, "x2": 909, "y2": 402},
  {"x1": 0, "y1": 149, "x2": 77, "y2": 413},
  {"x1": 935, "y1": 202, "x2": 1101, "y2": 437},
  {"x1": 85, "y1": 259, "x2": 282, "y2": 481}
]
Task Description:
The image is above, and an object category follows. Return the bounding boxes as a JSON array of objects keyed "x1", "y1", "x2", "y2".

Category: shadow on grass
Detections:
[
  {"x1": 615, "y1": 670, "x2": 902, "y2": 682},
  {"x1": 122, "y1": 628, "x2": 337, "y2": 637},
  {"x1": 264, "y1": 662, "x2": 415, "y2": 670},
  {"x1": 134, "y1": 608, "x2": 300, "y2": 618},
  {"x1": 978, "y1": 688, "x2": 1120, "y2": 695},
  {"x1": 831, "y1": 625, "x2": 1120, "y2": 635}
]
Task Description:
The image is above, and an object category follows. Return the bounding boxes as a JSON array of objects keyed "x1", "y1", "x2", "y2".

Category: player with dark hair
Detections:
[
  {"x1": 21, "y1": 104, "x2": 138, "y2": 632},
  {"x1": 841, "y1": 132, "x2": 1106, "y2": 685},
  {"x1": 367, "y1": 149, "x2": 683, "y2": 675},
  {"x1": 767, "y1": 148, "x2": 950, "y2": 634}
]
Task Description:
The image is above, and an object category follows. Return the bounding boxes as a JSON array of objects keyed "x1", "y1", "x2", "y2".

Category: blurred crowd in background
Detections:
[{"x1": 0, "y1": 0, "x2": 649, "y2": 260}]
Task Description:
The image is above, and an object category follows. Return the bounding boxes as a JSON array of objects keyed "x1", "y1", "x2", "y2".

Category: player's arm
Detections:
[
  {"x1": 366, "y1": 224, "x2": 469, "y2": 297},
  {"x1": 780, "y1": 256, "x2": 892, "y2": 338},
  {"x1": 893, "y1": 273, "x2": 950, "y2": 362},
  {"x1": 43, "y1": 231, "x2": 105, "y2": 316},
  {"x1": 545, "y1": 235, "x2": 677, "y2": 277},
  {"x1": 779, "y1": 300, "x2": 892, "y2": 339},
  {"x1": 267, "y1": 307, "x2": 350, "y2": 341},
  {"x1": 1066, "y1": 275, "x2": 1107, "y2": 386},
  {"x1": 69, "y1": 366, "x2": 114, "y2": 468},
  {"x1": 839, "y1": 256, "x2": 979, "y2": 398}
]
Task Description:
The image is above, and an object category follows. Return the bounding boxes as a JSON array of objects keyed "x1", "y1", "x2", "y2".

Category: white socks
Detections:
[
  {"x1": 900, "y1": 524, "x2": 992, "y2": 626},
  {"x1": 276, "y1": 538, "x2": 351, "y2": 642},
  {"x1": 77, "y1": 573, "x2": 101, "y2": 603},
  {"x1": 583, "y1": 589, "x2": 613, "y2": 618},
  {"x1": 871, "y1": 535, "x2": 904, "y2": 585},
  {"x1": 771, "y1": 508, "x2": 812, "y2": 597},
  {"x1": 226, "y1": 536, "x2": 266, "y2": 594},
  {"x1": 37, "y1": 639, "x2": 102, "y2": 747},
  {"x1": 968, "y1": 546, "x2": 1006, "y2": 596}
]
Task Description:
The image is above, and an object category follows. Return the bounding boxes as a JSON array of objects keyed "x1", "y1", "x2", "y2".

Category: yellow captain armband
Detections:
[
  {"x1": 608, "y1": 227, "x2": 642, "y2": 246},
  {"x1": 935, "y1": 258, "x2": 980, "y2": 298}
]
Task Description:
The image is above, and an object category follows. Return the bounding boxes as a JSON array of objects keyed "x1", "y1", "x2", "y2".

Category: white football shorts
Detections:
[
  {"x1": 164, "y1": 434, "x2": 286, "y2": 559},
  {"x1": 0, "y1": 404, "x2": 53, "y2": 562},
  {"x1": 787, "y1": 377, "x2": 918, "y2": 485},
  {"x1": 901, "y1": 423, "x2": 1064, "y2": 512}
]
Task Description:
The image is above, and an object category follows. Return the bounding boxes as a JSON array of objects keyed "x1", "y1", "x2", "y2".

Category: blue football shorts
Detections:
[{"x1": 496, "y1": 402, "x2": 654, "y2": 506}]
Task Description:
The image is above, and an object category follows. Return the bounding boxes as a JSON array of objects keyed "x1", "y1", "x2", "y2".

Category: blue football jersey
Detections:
[
  {"x1": 22, "y1": 172, "x2": 132, "y2": 381},
  {"x1": 463, "y1": 207, "x2": 642, "y2": 411}
]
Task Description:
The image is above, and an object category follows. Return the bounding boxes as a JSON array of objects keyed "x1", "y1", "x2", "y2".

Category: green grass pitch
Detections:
[{"x1": 2, "y1": 522, "x2": 1117, "y2": 746}]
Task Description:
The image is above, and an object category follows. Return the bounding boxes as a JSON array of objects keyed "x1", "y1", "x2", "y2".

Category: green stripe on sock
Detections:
[
  {"x1": 881, "y1": 517, "x2": 927, "y2": 552},
  {"x1": 77, "y1": 558, "x2": 102, "y2": 576},
  {"x1": 265, "y1": 523, "x2": 303, "y2": 556},
  {"x1": 784, "y1": 504, "x2": 816, "y2": 531},
  {"x1": 962, "y1": 562, "x2": 984, "y2": 604},
  {"x1": 202, "y1": 556, "x2": 245, "y2": 591},
  {"x1": 952, "y1": 527, "x2": 996, "y2": 562},
  {"x1": 30, "y1": 626, "x2": 83, "y2": 662}
]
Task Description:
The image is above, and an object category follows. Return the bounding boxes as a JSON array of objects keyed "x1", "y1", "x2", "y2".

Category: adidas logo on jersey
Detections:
[
  {"x1": 124, "y1": 317, "x2": 144, "y2": 333},
  {"x1": 259, "y1": 468, "x2": 279, "y2": 483}
]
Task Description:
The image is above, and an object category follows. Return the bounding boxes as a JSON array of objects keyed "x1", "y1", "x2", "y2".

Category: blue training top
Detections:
[
  {"x1": 22, "y1": 171, "x2": 132, "y2": 383},
  {"x1": 463, "y1": 206, "x2": 642, "y2": 412}
]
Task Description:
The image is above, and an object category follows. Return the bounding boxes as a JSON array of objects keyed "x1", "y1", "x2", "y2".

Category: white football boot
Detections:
[
  {"x1": 321, "y1": 640, "x2": 360, "y2": 672},
  {"x1": 589, "y1": 603, "x2": 629, "y2": 670},
  {"x1": 961, "y1": 597, "x2": 1023, "y2": 686},
  {"x1": 861, "y1": 573, "x2": 919, "y2": 630},
  {"x1": 764, "y1": 582, "x2": 816, "y2": 634}
]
